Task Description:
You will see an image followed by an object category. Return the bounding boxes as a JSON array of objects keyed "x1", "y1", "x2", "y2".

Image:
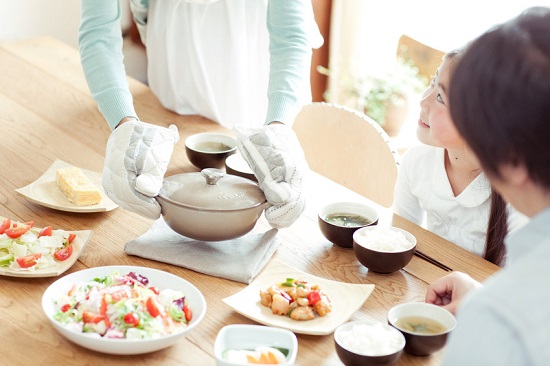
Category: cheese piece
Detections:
[{"x1": 56, "y1": 167, "x2": 102, "y2": 206}]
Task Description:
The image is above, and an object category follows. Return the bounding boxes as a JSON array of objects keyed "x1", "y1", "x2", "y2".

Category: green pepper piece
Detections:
[{"x1": 281, "y1": 278, "x2": 295, "y2": 287}]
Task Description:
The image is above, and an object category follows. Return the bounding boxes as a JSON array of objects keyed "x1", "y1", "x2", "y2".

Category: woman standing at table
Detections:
[
  {"x1": 79, "y1": 0, "x2": 322, "y2": 227},
  {"x1": 425, "y1": 7, "x2": 550, "y2": 365},
  {"x1": 393, "y1": 47, "x2": 527, "y2": 265}
]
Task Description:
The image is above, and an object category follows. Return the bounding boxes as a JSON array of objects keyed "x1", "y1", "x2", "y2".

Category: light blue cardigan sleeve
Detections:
[
  {"x1": 265, "y1": 0, "x2": 318, "y2": 126},
  {"x1": 79, "y1": 0, "x2": 137, "y2": 130}
]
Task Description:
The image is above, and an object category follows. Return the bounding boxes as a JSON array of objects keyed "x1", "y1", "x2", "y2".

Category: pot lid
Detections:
[{"x1": 159, "y1": 168, "x2": 266, "y2": 210}]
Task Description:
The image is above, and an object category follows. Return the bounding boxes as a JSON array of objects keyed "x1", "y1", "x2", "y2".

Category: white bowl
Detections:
[
  {"x1": 214, "y1": 324, "x2": 298, "y2": 366},
  {"x1": 42, "y1": 266, "x2": 207, "y2": 355}
]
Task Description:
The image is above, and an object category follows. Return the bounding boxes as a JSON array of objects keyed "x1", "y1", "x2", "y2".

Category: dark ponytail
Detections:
[{"x1": 484, "y1": 190, "x2": 508, "y2": 266}]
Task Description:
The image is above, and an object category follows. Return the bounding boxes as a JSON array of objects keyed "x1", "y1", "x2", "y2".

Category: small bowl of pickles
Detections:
[{"x1": 318, "y1": 201, "x2": 379, "y2": 248}]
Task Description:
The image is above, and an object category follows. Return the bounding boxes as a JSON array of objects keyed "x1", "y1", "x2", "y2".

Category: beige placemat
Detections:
[{"x1": 124, "y1": 218, "x2": 281, "y2": 284}]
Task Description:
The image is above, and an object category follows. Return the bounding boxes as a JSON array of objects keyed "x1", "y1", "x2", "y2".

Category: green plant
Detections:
[{"x1": 359, "y1": 59, "x2": 428, "y2": 126}]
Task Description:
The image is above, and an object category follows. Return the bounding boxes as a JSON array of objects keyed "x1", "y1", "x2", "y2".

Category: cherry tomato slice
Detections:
[
  {"x1": 68, "y1": 233, "x2": 76, "y2": 244},
  {"x1": 82, "y1": 311, "x2": 106, "y2": 324},
  {"x1": 146, "y1": 297, "x2": 164, "y2": 318},
  {"x1": 183, "y1": 305, "x2": 192, "y2": 322},
  {"x1": 38, "y1": 226, "x2": 53, "y2": 237},
  {"x1": 5, "y1": 221, "x2": 35, "y2": 239},
  {"x1": 16, "y1": 253, "x2": 41, "y2": 268},
  {"x1": 0, "y1": 218, "x2": 10, "y2": 234},
  {"x1": 124, "y1": 313, "x2": 140, "y2": 327},
  {"x1": 99, "y1": 295, "x2": 111, "y2": 327},
  {"x1": 54, "y1": 245, "x2": 73, "y2": 261}
]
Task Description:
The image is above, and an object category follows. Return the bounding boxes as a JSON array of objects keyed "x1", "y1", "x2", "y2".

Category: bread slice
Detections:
[{"x1": 56, "y1": 167, "x2": 102, "y2": 206}]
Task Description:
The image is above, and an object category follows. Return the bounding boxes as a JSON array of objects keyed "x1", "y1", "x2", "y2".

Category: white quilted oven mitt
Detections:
[
  {"x1": 234, "y1": 124, "x2": 308, "y2": 229},
  {"x1": 103, "y1": 120, "x2": 179, "y2": 220}
]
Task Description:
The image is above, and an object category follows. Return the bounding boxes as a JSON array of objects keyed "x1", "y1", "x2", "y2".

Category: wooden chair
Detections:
[
  {"x1": 293, "y1": 102, "x2": 399, "y2": 208},
  {"x1": 396, "y1": 34, "x2": 446, "y2": 80}
]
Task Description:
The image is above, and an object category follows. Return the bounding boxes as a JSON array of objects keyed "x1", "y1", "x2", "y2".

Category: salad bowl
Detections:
[{"x1": 42, "y1": 265, "x2": 207, "y2": 355}]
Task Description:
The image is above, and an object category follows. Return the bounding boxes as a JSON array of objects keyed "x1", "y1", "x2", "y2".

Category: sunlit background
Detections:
[{"x1": 2, "y1": 0, "x2": 549, "y2": 150}]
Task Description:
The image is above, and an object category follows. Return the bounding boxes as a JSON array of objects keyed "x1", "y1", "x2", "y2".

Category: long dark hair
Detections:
[
  {"x1": 446, "y1": 50, "x2": 508, "y2": 266},
  {"x1": 484, "y1": 192, "x2": 508, "y2": 265}
]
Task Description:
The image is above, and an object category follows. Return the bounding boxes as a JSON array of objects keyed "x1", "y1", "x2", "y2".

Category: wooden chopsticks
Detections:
[{"x1": 414, "y1": 250, "x2": 453, "y2": 272}]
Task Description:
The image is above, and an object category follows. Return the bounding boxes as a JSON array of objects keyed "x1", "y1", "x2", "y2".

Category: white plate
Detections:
[
  {"x1": 222, "y1": 260, "x2": 375, "y2": 335},
  {"x1": 214, "y1": 324, "x2": 298, "y2": 366},
  {"x1": 15, "y1": 159, "x2": 118, "y2": 213},
  {"x1": 42, "y1": 266, "x2": 207, "y2": 355},
  {"x1": 0, "y1": 228, "x2": 92, "y2": 278}
]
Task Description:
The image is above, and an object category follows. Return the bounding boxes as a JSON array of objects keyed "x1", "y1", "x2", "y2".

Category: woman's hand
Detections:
[
  {"x1": 103, "y1": 120, "x2": 179, "y2": 220},
  {"x1": 234, "y1": 123, "x2": 308, "y2": 228},
  {"x1": 425, "y1": 271, "x2": 482, "y2": 314}
]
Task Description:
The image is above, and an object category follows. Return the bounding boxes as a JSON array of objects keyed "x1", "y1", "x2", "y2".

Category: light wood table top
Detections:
[{"x1": 0, "y1": 37, "x2": 499, "y2": 366}]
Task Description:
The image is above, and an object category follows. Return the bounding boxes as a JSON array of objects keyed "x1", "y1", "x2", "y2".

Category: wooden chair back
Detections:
[
  {"x1": 396, "y1": 34, "x2": 446, "y2": 80},
  {"x1": 293, "y1": 103, "x2": 399, "y2": 207}
]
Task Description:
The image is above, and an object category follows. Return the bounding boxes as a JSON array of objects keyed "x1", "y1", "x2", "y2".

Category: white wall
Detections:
[
  {"x1": 0, "y1": 1, "x2": 81, "y2": 47},
  {"x1": 0, "y1": 0, "x2": 132, "y2": 48}
]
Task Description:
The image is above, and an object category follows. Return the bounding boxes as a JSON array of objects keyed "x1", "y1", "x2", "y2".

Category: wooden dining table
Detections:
[{"x1": 0, "y1": 37, "x2": 499, "y2": 366}]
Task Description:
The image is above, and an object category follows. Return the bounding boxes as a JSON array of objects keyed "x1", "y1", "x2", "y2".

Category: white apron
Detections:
[{"x1": 146, "y1": 0, "x2": 271, "y2": 128}]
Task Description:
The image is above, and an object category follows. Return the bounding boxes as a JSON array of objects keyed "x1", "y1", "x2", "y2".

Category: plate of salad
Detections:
[
  {"x1": 0, "y1": 216, "x2": 91, "y2": 278},
  {"x1": 42, "y1": 266, "x2": 207, "y2": 355}
]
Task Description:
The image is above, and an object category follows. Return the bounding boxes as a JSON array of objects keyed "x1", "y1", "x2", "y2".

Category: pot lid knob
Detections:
[{"x1": 201, "y1": 168, "x2": 225, "y2": 185}]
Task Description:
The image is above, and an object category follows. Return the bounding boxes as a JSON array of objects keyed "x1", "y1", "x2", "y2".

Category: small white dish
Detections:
[
  {"x1": 222, "y1": 259, "x2": 375, "y2": 335},
  {"x1": 0, "y1": 228, "x2": 92, "y2": 278},
  {"x1": 15, "y1": 159, "x2": 118, "y2": 213},
  {"x1": 42, "y1": 265, "x2": 207, "y2": 355},
  {"x1": 214, "y1": 324, "x2": 298, "y2": 366},
  {"x1": 225, "y1": 153, "x2": 257, "y2": 182}
]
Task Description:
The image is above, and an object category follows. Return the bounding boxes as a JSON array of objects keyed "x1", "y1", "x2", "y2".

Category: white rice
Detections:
[
  {"x1": 338, "y1": 322, "x2": 403, "y2": 356},
  {"x1": 355, "y1": 227, "x2": 413, "y2": 252}
]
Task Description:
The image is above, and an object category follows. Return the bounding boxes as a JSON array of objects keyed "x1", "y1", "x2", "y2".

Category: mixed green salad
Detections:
[
  {"x1": 0, "y1": 217, "x2": 75, "y2": 270},
  {"x1": 53, "y1": 271, "x2": 193, "y2": 339}
]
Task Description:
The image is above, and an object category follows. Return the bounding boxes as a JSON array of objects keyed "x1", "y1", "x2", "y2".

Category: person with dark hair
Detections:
[
  {"x1": 425, "y1": 7, "x2": 550, "y2": 364},
  {"x1": 393, "y1": 48, "x2": 527, "y2": 266}
]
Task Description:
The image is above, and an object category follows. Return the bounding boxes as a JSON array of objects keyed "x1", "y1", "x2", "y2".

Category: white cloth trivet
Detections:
[{"x1": 124, "y1": 218, "x2": 281, "y2": 284}]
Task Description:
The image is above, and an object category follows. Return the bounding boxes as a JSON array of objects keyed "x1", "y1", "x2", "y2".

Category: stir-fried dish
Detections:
[
  {"x1": 259, "y1": 278, "x2": 332, "y2": 321},
  {"x1": 53, "y1": 271, "x2": 193, "y2": 339}
]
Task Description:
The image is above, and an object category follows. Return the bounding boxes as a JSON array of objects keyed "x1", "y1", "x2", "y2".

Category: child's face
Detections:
[{"x1": 416, "y1": 58, "x2": 464, "y2": 149}]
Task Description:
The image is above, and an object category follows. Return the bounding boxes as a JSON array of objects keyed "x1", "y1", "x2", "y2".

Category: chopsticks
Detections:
[{"x1": 414, "y1": 250, "x2": 453, "y2": 272}]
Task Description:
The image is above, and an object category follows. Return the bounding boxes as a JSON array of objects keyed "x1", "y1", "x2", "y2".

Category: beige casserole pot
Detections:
[{"x1": 157, "y1": 168, "x2": 269, "y2": 241}]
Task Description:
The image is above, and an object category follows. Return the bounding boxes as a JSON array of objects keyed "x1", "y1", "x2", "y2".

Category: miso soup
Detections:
[
  {"x1": 395, "y1": 316, "x2": 446, "y2": 334},
  {"x1": 324, "y1": 212, "x2": 372, "y2": 228},
  {"x1": 194, "y1": 141, "x2": 232, "y2": 153}
]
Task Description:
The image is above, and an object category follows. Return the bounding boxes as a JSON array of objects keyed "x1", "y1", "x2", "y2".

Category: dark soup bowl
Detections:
[
  {"x1": 388, "y1": 302, "x2": 456, "y2": 356},
  {"x1": 318, "y1": 201, "x2": 379, "y2": 248},
  {"x1": 353, "y1": 226, "x2": 416, "y2": 274}
]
